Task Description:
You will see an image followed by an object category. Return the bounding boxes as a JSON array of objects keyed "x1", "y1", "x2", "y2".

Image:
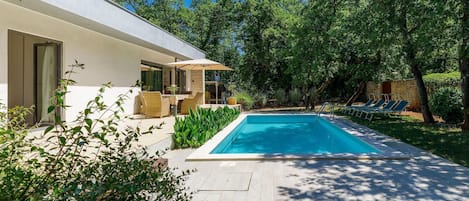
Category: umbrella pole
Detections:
[
  {"x1": 202, "y1": 68, "x2": 206, "y2": 104},
  {"x1": 215, "y1": 81, "x2": 218, "y2": 104}
]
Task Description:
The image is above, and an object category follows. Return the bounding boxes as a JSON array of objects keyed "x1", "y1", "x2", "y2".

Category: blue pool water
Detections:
[{"x1": 211, "y1": 115, "x2": 380, "y2": 154}]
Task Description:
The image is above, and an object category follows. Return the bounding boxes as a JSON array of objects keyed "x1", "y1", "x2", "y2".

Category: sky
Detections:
[{"x1": 183, "y1": 0, "x2": 192, "y2": 7}]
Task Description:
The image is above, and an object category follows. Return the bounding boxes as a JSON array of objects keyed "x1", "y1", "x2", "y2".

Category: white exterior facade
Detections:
[{"x1": 0, "y1": 0, "x2": 205, "y2": 121}]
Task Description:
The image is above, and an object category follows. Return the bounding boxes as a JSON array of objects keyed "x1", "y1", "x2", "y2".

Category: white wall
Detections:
[
  {"x1": 0, "y1": 13, "x2": 7, "y2": 108},
  {"x1": 0, "y1": 1, "x2": 184, "y2": 121}
]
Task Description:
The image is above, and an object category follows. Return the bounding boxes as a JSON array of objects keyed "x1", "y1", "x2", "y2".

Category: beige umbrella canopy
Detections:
[
  {"x1": 167, "y1": 58, "x2": 232, "y2": 104},
  {"x1": 167, "y1": 58, "x2": 233, "y2": 71}
]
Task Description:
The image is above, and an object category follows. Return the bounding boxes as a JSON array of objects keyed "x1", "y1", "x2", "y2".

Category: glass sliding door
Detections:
[
  {"x1": 35, "y1": 44, "x2": 60, "y2": 124},
  {"x1": 176, "y1": 70, "x2": 186, "y2": 93},
  {"x1": 141, "y1": 65, "x2": 163, "y2": 91}
]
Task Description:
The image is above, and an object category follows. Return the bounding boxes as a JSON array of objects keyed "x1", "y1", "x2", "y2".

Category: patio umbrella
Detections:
[
  {"x1": 167, "y1": 58, "x2": 233, "y2": 71},
  {"x1": 167, "y1": 58, "x2": 233, "y2": 104}
]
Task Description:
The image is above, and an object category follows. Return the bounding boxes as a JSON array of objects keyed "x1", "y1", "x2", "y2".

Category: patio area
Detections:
[{"x1": 139, "y1": 115, "x2": 469, "y2": 200}]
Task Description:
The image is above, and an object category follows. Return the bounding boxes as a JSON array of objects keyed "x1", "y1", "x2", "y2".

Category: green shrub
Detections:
[
  {"x1": 0, "y1": 105, "x2": 33, "y2": 144},
  {"x1": 173, "y1": 107, "x2": 240, "y2": 148},
  {"x1": 423, "y1": 71, "x2": 460, "y2": 83},
  {"x1": 430, "y1": 87, "x2": 463, "y2": 124},
  {"x1": 235, "y1": 91, "x2": 254, "y2": 110},
  {"x1": 423, "y1": 72, "x2": 461, "y2": 94},
  {"x1": 289, "y1": 88, "x2": 302, "y2": 106},
  {"x1": 274, "y1": 89, "x2": 287, "y2": 105},
  {"x1": 253, "y1": 93, "x2": 268, "y2": 108},
  {"x1": 0, "y1": 61, "x2": 192, "y2": 201}
]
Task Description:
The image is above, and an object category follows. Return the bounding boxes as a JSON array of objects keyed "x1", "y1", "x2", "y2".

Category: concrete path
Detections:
[{"x1": 161, "y1": 118, "x2": 469, "y2": 201}]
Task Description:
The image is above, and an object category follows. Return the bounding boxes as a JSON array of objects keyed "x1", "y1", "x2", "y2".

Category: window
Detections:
[
  {"x1": 140, "y1": 62, "x2": 163, "y2": 91},
  {"x1": 169, "y1": 69, "x2": 187, "y2": 93},
  {"x1": 176, "y1": 70, "x2": 186, "y2": 92},
  {"x1": 35, "y1": 43, "x2": 60, "y2": 124}
]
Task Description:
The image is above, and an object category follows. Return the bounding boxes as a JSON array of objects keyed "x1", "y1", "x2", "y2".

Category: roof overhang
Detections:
[{"x1": 5, "y1": 0, "x2": 205, "y2": 60}]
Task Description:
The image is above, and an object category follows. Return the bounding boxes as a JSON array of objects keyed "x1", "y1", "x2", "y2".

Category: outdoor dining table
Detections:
[
  {"x1": 162, "y1": 94, "x2": 190, "y2": 104},
  {"x1": 162, "y1": 94, "x2": 190, "y2": 115}
]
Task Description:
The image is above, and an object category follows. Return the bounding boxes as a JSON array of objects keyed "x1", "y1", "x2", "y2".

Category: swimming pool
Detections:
[
  {"x1": 211, "y1": 115, "x2": 380, "y2": 154},
  {"x1": 187, "y1": 114, "x2": 409, "y2": 160}
]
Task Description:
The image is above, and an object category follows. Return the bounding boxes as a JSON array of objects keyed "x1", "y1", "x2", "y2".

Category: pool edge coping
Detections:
[{"x1": 186, "y1": 113, "x2": 411, "y2": 161}]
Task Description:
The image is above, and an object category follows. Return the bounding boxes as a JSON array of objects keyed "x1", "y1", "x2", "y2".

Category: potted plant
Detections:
[
  {"x1": 166, "y1": 84, "x2": 179, "y2": 95},
  {"x1": 227, "y1": 83, "x2": 237, "y2": 105}
]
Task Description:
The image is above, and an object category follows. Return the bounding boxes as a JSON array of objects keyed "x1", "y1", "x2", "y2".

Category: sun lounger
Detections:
[
  {"x1": 352, "y1": 99, "x2": 385, "y2": 117},
  {"x1": 356, "y1": 100, "x2": 393, "y2": 118},
  {"x1": 344, "y1": 99, "x2": 374, "y2": 114},
  {"x1": 359, "y1": 100, "x2": 397, "y2": 117},
  {"x1": 363, "y1": 100, "x2": 409, "y2": 121}
]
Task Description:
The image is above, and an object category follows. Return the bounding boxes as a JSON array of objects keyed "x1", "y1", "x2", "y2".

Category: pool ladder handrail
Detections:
[{"x1": 317, "y1": 102, "x2": 335, "y2": 119}]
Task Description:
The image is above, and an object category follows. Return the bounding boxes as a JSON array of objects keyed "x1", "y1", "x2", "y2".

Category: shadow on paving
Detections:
[
  {"x1": 277, "y1": 156, "x2": 469, "y2": 200},
  {"x1": 268, "y1": 116, "x2": 469, "y2": 200}
]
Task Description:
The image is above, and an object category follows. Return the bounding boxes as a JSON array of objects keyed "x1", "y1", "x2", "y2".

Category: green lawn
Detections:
[{"x1": 339, "y1": 111, "x2": 469, "y2": 167}]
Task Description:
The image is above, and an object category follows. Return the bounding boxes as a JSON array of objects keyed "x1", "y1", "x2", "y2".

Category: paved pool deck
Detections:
[
  {"x1": 26, "y1": 112, "x2": 469, "y2": 200},
  {"x1": 157, "y1": 115, "x2": 469, "y2": 201}
]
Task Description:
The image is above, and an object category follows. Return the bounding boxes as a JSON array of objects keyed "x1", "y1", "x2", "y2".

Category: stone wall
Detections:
[{"x1": 366, "y1": 79, "x2": 420, "y2": 111}]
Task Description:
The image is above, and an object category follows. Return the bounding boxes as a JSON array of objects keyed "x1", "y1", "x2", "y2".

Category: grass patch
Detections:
[{"x1": 338, "y1": 111, "x2": 469, "y2": 167}]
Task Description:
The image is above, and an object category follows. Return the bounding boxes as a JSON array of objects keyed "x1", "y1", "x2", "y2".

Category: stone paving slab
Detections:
[{"x1": 199, "y1": 172, "x2": 252, "y2": 191}]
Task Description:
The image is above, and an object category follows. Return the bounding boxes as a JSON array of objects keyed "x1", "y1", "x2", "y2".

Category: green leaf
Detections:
[
  {"x1": 85, "y1": 118, "x2": 93, "y2": 128},
  {"x1": 47, "y1": 105, "x2": 55, "y2": 113},
  {"x1": 84, "y1": 108, "x2": 91, "y2": 116},
  {"x1": 44, "y1": 125, "x2": 54, "y2": 134},
  {"x1": 58, "y1": 136, "x2": 66, "y2": 145}
]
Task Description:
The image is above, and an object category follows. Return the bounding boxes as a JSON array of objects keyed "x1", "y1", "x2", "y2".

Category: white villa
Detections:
[{"x1": 0, "y1": 0, "x2": 206, "y2": 124}]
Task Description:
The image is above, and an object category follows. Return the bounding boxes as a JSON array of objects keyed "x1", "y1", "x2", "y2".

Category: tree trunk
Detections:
[
  {"x1": 398, "y1": 4, "x2": 435, "y2": 124},
  {"x1": 411, "y1": 65, "x2": 435, "y2": 123},
  {"x1": 461, "y1": 58, "x2": 469, "y2": 130},
  {"x1": 304, "y1": 85, "x2": 315, "y2": 111},
  {"x1": 345, "y1": 81, "x2": 366, "y2": 106},
  {"x1": 460, "y1": 0, "x2": 469, "y2": 130},
  {"x1": 305, "y1": 80, "x2": 331, "y2": 111}
]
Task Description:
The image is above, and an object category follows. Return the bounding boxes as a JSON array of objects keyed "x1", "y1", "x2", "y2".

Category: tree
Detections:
[
  {"x1": 238, "y1": 0, "x2": 303, "y2": 92},
  {"x1": 114, "y1": 0, "x2": 189, "y2": 39},
  {"x1": 115, "y1": 0, "x2": 459, "y2": 119},
  {"x1": 289, "y1": 0, "x2": 349, "y2": 109},
  {"x1": 238, "y1": 0, "x2": 277, "y2": 91},
  {"x1": 395, "y1": 1, "x2": 435, "y2": 123},
  {"x1": 363, "y1": 0, "x2": 457, "y2": 123},
  {"x1": 115, "y1": 0, "x2": 244, "y2": 82},
  {"x1": 459, "y1": 0, "x2": 469, "y2": 130}
]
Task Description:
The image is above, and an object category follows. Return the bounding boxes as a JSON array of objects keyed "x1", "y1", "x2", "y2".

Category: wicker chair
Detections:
[
  {"x1": 140, "y1": 91, "x2": 170, "y2": 118},
  {"x1": 181, "y1": 92, "x2": 204, "y2": 114}
]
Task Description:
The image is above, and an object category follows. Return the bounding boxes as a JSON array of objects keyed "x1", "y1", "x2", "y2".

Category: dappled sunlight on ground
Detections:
[
  {"x1": 278, "y1": 155, "x2": 468, "y2": 200},
  {"x1": 401, "y1": 111, "x2": 444, "y2": 123}
]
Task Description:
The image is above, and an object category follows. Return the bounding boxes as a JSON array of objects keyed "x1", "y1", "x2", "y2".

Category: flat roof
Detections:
[{"x1": 5, "y1": 0, "x2": 205, "y2": 60}]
